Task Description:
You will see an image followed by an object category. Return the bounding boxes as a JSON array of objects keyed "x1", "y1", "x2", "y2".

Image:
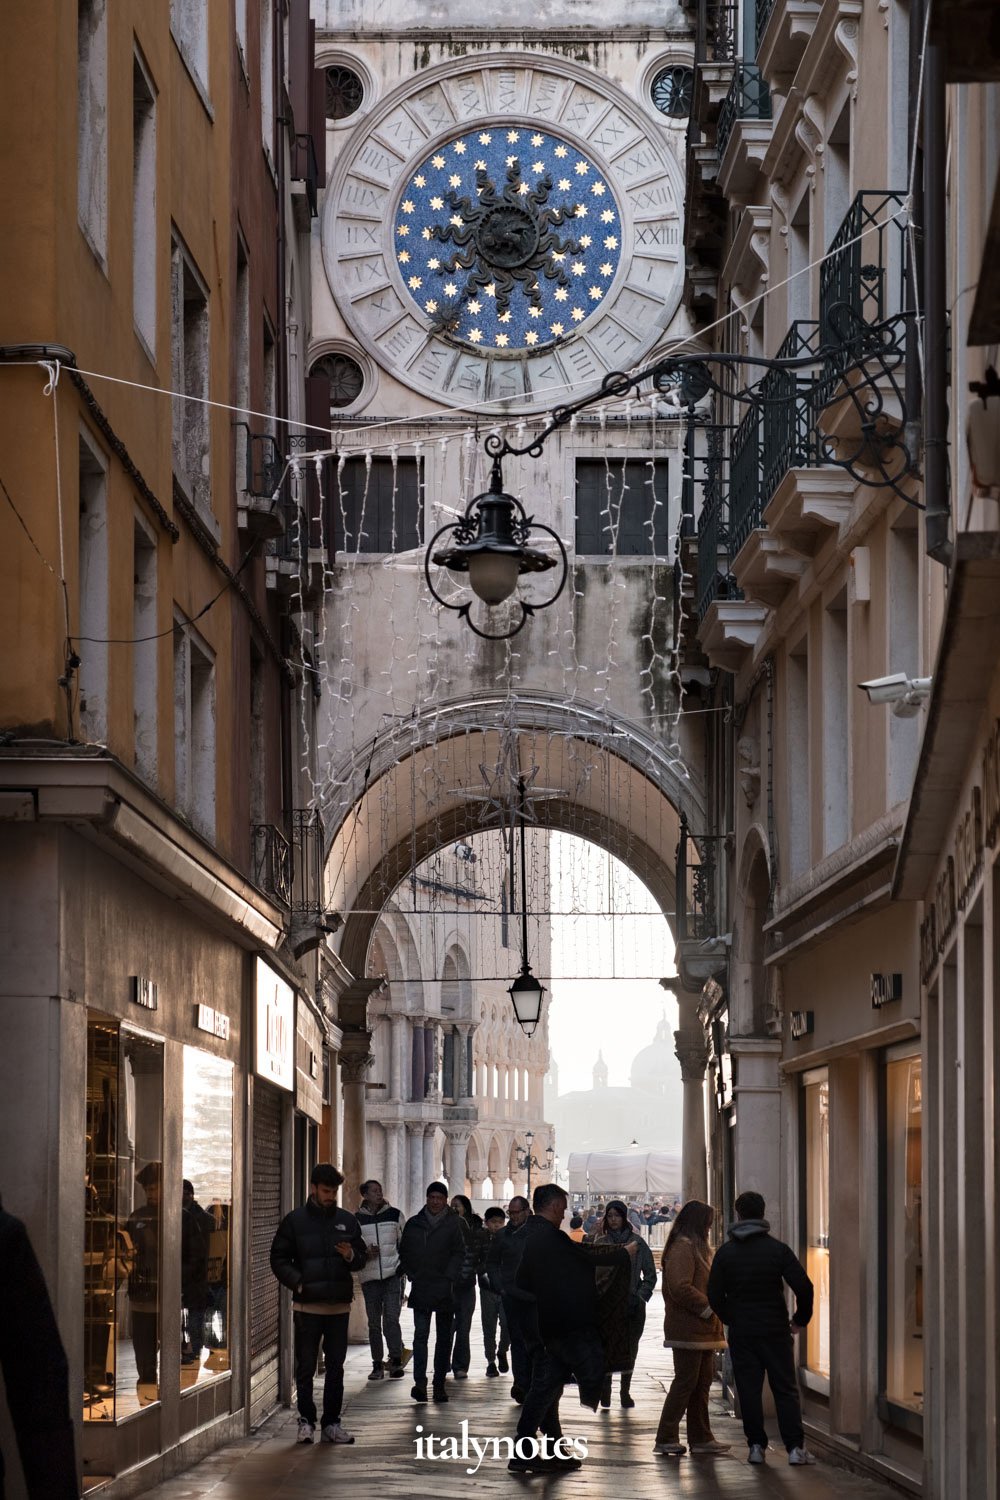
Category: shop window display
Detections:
[
  {"x1": 803, "y1": 1070, "x2": 830, "y2": 1380},
  {"x1": 884, "y1": 1051, "x2": 923, "y2": 1414},
  {"x1": 180, "y1": 1048, "x2": 233, "y2": 1390},
  {"x1": 84, "y1": 1019, "x2": 164, "y2": 1420}
]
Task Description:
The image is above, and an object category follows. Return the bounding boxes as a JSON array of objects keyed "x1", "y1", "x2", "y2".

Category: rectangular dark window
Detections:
[
  {"x1": 332, "y1": 456, "x2": 422, "y2": 554},
  {"x1": 575, "y1": 458, "x2": 672, "y2": 555}
]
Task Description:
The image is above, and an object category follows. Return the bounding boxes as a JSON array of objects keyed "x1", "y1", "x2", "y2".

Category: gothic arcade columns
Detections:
[
  {"x1": 422, "y1": 1123, "x2": 436, "y2": 1186},
  {"x1": 384, "y1": 1121, "x2": 405, "y2": 1209},
  {"x1": 443, "y1": 1127, "x2": 471, "y2": 1196},
  {"x1": 389, "y1": 1014, "x2": 407, "y2": 1103},
  {"x1": 407, "y1": 1122, "x2": 424, "y2": 1214}
]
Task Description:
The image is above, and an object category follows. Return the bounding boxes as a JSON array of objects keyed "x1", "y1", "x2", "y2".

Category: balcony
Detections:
[
  {"x1": 817, "y1": 189, "x2": 911, "y2": 479},
  {"x1": 291, "y1": 132, "x2": 320, "y2": 231},
  {"x1": 756, "y1": 0, "x2": 821, "y2": 84},
  {"x1": 729, "y1": 403, "x2": 762, "y2": 559},
  {"x1": 252, "y1": 823, "x2": 292, "y2": 907},
  {"x1": 717, "y1": 64, "x2": 772, "y2": 199},
  {"x1": 237, "y1": 426, "x2": 286, "y2": 539},
  {"x1": 693, "y1": 0, "x2": 741, "y2": 126},
  {"x1": 760, "y1": 321, "x2": 822, "y2": 503},
  {"x1": 675, "y1": 815, "x2": 731, "y2": 989},
  {"x1": 265, "y1": 441, "x2": 327, "y2": 605},
  {"x1": 695, "y1": 429, "x2": 733, "y2": 623},
  {"x1": 819, "y1": 190, "x2": 908, "y2": 345},
  {"x1": 694, "y1": 441, "x2": 767, "y2": 670}
]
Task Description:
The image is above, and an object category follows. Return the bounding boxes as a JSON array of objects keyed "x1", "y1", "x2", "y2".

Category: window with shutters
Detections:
[
  {"x1": 574, "y1": 458, "x2": 672, "y2": 556},
  {"x1": 331, "y1": 457, "x2": 423, "y2": 555}
]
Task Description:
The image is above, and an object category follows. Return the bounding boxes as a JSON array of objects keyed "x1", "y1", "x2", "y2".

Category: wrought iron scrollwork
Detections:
[{"x1": 485, "y1": 309, "x2": 919, "y2": 506}]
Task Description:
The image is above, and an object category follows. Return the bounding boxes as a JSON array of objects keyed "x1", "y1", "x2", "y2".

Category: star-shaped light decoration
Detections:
[{"x1": 393, "y1": 125, "x2": 624, "y2": 351}]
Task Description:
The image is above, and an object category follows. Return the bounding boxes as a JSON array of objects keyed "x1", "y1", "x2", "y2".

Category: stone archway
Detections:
[
  {"x1": 326, "y1": 696, "x2": 700, "y2": 979},
  {"x1": 322, "y1": 693, "x2": 710, "y2": 1224}
]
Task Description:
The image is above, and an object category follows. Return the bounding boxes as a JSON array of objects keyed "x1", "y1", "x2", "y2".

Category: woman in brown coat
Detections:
[{"x1": 655, "y1": 1200, "x2": 729, "y2": 1456}]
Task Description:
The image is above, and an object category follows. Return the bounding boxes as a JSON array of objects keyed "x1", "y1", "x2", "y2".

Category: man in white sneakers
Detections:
[
  {"x1": 356, "y1": 1179, "x2": 406, "y2": 1381},
  {"x1": 270, "y1": 1163, "x2": 367, "y2": 1446},
  {"x1": 707, "y1": 1190, "x2": 816, "y2": 1467}
]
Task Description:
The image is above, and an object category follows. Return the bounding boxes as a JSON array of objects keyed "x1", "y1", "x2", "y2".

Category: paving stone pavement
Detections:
[{"x1": 138, "y1": 1312, "x2": 897, "y2": 1499}]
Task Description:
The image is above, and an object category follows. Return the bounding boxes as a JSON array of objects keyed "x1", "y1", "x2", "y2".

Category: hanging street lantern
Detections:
[
  {"x1": 508, "y1": 964, "x2": 546, "y2": 1037},
  {"x1": 424, "y1": 451, "x2": 568, "y2": 639}
]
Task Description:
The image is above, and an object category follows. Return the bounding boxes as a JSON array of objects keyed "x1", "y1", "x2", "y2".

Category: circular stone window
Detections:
[
  {"x1": 651, "y1": 65, "x2": 694, "y2": 119},
  {"x1": 325, "y1": 65, "x2": 364, "y2": 122},
  {"x1": 392, "y1": 126, "x2": 624, "y2": 353},
  {"x1": 310, "y1": 352, "x2": 366, "y2": 408}
]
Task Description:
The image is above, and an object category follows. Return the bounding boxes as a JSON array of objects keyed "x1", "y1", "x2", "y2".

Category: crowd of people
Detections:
[{"x1": 270, "y1": 1165, "x2": 819, "y2": 1471}]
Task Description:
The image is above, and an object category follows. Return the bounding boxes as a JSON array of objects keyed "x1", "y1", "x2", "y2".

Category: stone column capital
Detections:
[
  {"x1": 674, "y1": 1031, "x2": 708, "y2": 1082},
  {"x1": 340, "y1": 1044, "x2": 375, "y2": 1084}
]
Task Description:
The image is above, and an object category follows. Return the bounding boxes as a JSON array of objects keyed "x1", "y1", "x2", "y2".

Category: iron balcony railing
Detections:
[
  {"x1": 675, "y1": 813, "x2": 718, "y2": 944},
  {"x1": 716, "y1": 62, "x2": 771, "y2": 162},
  {"x1": 291, "y1": 808, "x2": 325, "y2": 916},
  {"x1": 819, "y1": 190, "x2": 908, "y2": 347},
  {"x1": 728, "y1": 403, "x2": 763, "y2": 558},
  {"x1": 701, "y1": 0, "x2": 740, "y2": 62},
  {"x1": 755, "y1": 0, "x2": 776, "y2": 52},
  {"x1": 252, "y1": 823, "x2": 292, "y2": 907},
  {"x1": 760, "y1": 320, "x2": 823, "y2": 504},
  {"x1": 695, "y1": 424, "x2": 736, "y2": 621}
]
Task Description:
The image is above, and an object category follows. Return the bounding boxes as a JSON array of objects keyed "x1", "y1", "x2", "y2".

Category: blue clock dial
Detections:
[{"x1": 392, "y1": 126, "x2": 624, "y2": 354}]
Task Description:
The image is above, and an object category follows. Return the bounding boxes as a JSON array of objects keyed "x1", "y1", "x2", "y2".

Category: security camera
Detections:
[{"x1": 857, "y1": 673, "x2": 932, "y2": 715}]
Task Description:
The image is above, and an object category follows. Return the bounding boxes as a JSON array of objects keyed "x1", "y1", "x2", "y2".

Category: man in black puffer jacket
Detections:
[
  {"x1": 398, "y1": 1182, "x2": 468, "y2": 1403},
  {"x1": 270, "y1": 1163, "x2": 367, "y2": 1445},
  {"x1": 707, "y1": 1190, "x2": 815, "y2": 1467}
]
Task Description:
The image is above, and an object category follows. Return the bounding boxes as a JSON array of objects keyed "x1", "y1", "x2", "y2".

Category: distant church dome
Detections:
[{"x1": 630, "y1": 1017, "x2": 675, "y2": 1097}]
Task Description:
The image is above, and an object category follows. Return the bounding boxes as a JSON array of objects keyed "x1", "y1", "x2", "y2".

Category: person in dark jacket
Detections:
[
  {"x1": 480, "y1": 1206, "x2": 510, "y2": 1377},
  {"x1": 592, "y1": 1199, "x2": 657, "y2": 1408},
  {"x1": 181, "y1": 1180, "x2": 213, "y2": 1367},
  {"x1": 510, "y1": 1183, "x2": 635, "y2": 1474},
  {"x1": 707, "y1": 1190, "x2": 816, "y2": 1467},
  {"x1": 270, "y1": 1162, "x2": 367, "y2": 1446},
  {"x1": 448, "y1": 1193, "x2": 486, "y2": 1378},
  {"x1": 398, "y1": 1181, "x2": 467, "y2": 1403},
  {"x1": 485, "y1": 1195, "x2": 539, "y2": 1401},
  {"x1": 0, "y1": 1197, "x2": 77, "y2": 1499},
  {"x1": 126, "y1": 1161, "x2": 162, "y2": 1402}
]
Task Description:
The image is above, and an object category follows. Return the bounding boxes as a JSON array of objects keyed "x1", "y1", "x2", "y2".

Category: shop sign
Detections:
[
  {"x1": 195, "y1": 1003, "x2": 231, "y2": 1040},
  {"x1": 130, "y1": 976, "x2": 158, "y2": 1011},
  {"x1": 256, "y1": 958, "x2": 294, "y2": 1092},
  {"x1": 870, "y1": 973, "x2": 903, "y2": 1008},
  {"x1": 919, "y1": 763, "x2": 989, "y2": 981},
  {"x1": 790, "y1": 1010, "x2": 814, "y2": 1040}
]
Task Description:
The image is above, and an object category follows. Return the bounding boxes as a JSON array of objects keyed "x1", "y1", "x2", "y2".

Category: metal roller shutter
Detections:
[{"x1": 249, "y1": 1081, "x2": 283, "y2": 1425}]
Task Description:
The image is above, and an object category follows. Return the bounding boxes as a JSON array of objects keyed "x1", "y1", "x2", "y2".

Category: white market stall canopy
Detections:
[{"x1": 567, "y1": 1149, "x2": 682, "y2": 1198}]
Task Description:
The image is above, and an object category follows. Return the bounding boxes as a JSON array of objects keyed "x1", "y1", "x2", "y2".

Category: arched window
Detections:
[
  {"x1": 324, "y1": 65, "x2": 364, "y2": 121},
  {"x1": 651, "y1": 64, "x2": 694, "y2": 119},
  {"x1": 309, "y1": 352, "x2": 365, "y2": 410}
]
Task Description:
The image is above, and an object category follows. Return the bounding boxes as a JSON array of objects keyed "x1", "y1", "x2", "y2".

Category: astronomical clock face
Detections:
[{"x1": 324, "y1": 59, "x2": 685, "y2": 413}]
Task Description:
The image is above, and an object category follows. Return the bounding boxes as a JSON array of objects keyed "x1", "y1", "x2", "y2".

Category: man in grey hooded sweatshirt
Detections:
[{"x1": 707, "y1": 1190, "x2": 815, "y2": 1468}]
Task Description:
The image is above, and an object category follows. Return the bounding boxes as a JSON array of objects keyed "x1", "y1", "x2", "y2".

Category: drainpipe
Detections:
[{"x1": 923, "y1": 14, "x2": 953, "y2": 566}]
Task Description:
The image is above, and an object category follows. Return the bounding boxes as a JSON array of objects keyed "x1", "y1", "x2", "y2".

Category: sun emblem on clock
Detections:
[
  {"x1": 428, "y1": 159, "x2": 583, "y2": 328},
  {"x1": 392, "y1": 125, "x2": 625, "y2": 353}
]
